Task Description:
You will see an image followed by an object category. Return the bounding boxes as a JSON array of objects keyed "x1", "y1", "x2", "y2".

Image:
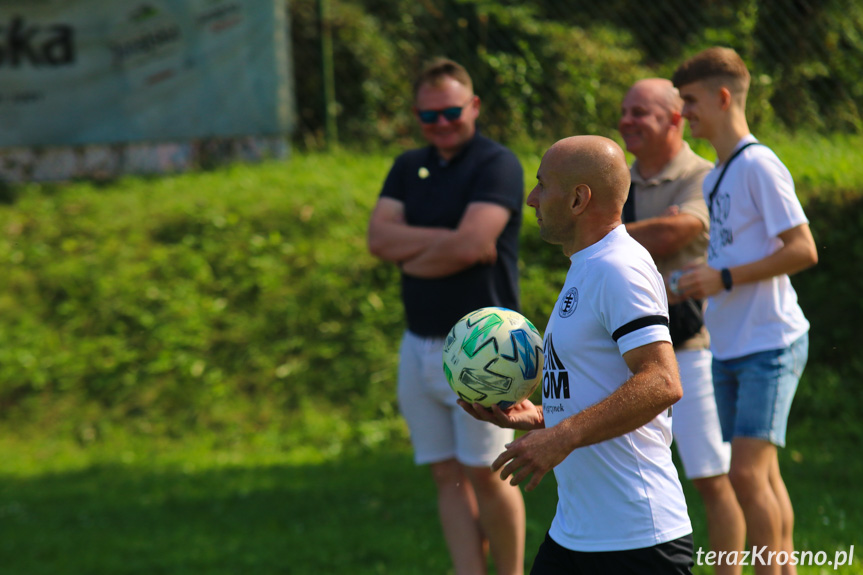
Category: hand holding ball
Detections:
[{"x1": 442, "y1": 307, "x2": 544, "y2": 408}]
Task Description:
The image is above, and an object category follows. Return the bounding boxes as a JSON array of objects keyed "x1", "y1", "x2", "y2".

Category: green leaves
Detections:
[{"x1": 1, "y1": 148, "x2": 862, "y2": 435}]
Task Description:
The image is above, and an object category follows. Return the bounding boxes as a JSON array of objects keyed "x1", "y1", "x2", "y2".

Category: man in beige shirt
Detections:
[{"x1": 619, "y1": 78, "x2": 745, "y2": 575}]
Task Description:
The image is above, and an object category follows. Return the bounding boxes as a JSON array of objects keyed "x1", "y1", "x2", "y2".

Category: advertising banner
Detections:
[{"x1": 0, "y1": 0, "x2": 294, "y2": 147}]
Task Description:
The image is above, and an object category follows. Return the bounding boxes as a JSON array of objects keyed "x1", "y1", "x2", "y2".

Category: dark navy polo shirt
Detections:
[{"x1": 380, "y1": 134, "x2": 524, "y2": 337}]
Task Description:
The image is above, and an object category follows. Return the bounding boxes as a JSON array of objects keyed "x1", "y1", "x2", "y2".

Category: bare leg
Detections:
[
  {"x1": 430, "y1": 459, "x2": 487, "y2": 575},
  {"x1": 728, "y1": 438, "x2": 782, "y2": 575},
  {"x1": 769, "y1": 455, "x2": 797, "y2": 575},
  {"x1": 692, "y1": 474, "x2": 745, "y2": 575},
  {"x1": 465, "y1": 465, "x2": 526, "y2": 575}
]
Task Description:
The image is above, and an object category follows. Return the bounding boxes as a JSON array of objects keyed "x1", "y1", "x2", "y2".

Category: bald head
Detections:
[
  {"x1": 528, "y1": 136, "x2": 631, "y2": 256},
  {"x1": 626, "y1": 78, "x2": 682, "y2": 114},
  {"x1": 544, "y1": 135, "x2": 631, "y2": 213}
]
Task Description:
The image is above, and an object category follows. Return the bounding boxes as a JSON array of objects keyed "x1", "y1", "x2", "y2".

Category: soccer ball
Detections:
[{"x1": 442, "y1": 307, "x2": 544, "y2": 409}]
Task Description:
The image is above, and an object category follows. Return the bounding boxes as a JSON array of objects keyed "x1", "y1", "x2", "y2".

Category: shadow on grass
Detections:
[{"x1": 0, "y1": 428, "x2": 859, "y2": 575}]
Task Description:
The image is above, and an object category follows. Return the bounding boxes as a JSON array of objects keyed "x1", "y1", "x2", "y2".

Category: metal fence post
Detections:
[{"x1": 318, "y1": 0, "x2": 338, "y2": 148}]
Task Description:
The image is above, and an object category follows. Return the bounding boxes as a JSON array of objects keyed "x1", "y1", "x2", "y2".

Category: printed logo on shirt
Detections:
[
  {"x1": 542, "y1": 334, "x2": 570, "y2": 400},
  {"x1": 708, "y1": 193, "x2": 733, "y2": 259},
  {"x1": 543, "y1": 402, "x2": 565, "y2": 415},
  {"x1": 558, "y1": 287, "x2": 578, "y2": 318}
]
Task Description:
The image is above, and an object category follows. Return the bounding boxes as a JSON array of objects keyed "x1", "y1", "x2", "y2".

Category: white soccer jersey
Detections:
[
  {"x1": 543, "y1": 225, "x2": 692, "y2": 552},
  {"x1": 703, "y1": 135, "x2": 810, "y2": 360}
]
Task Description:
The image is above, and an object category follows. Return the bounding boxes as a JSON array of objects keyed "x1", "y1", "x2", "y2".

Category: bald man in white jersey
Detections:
[{"x1": 461, "y1": 136, "x2": 694, "y2": 574}]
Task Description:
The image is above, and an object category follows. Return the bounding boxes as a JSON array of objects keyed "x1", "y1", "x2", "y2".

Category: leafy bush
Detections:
[
  {"x1": 789, "y1": 191, "x2": 863, "y2": 425},
  {"x1": 289, "y1": 0, "x2": 652, "y2": 149},
  {"x1": 289, "y1": 0, "x2": 863, "y2": 149},
  {"x1": 0, "y1": 149, "x2": 861, "y2": 436},
  {"x1": 474, "y1": 10, "x2": 649, "y2": 144}
]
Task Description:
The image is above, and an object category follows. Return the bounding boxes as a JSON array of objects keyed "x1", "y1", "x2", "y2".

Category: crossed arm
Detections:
[
  {"x1": 625, "y1": 210, "x2": 704, "y2": 260},
  {"x1": 367, "y1": 197, "x2": 511, "y2": 278},
  {"x1": 625, "y1": 208, "x2": 707, "y2": 303},
  {"x1": 458, "y1": 340, "x2": 682, "y2": 491}
]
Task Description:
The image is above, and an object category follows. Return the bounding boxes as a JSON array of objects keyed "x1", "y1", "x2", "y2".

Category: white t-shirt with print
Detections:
[
  {"x1": 703, "y1": 135, "x2": 810, "y2": 360},
  {"x1": 543, "y1": 225, "x2": 692, "y2": 552}
]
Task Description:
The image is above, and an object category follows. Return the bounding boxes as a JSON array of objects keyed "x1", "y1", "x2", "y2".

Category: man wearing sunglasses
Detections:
[{"x1": 368, "y1": 58, "x2": 526, "y2": 575}]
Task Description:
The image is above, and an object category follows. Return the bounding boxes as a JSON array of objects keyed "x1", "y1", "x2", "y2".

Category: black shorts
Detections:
[{"x1": 530, "y1": 532, "x2": 694, "y2": 575}]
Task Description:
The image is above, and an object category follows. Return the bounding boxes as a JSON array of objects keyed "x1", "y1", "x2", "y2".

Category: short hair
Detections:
[
  {"x1": 671, "y1": 47, "x2": 751, "y2": 97},
  {"x1": 413, "y1": 57, "x2": 473, "y2": 97}
]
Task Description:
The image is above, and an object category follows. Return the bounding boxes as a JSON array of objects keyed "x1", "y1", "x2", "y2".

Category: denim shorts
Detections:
[{"x1": 712, "y1": 333, "x2": 808, "y2": 447}]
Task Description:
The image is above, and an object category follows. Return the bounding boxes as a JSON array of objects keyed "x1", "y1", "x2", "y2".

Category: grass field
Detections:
[
  {"x1": 1, "y1": 141, "x2": 862, "y2": 574},
  {"x1": 0, "y1": 421, "x2": 860, "y2": 574}
]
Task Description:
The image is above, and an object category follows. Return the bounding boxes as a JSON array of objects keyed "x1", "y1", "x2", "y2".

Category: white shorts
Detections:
[
  {"x1": 672, "y1": 348, "x2": 732, "y2": 480},
  {"x1": 397, "y1": 330, "x2": 515, "y2": 467}
]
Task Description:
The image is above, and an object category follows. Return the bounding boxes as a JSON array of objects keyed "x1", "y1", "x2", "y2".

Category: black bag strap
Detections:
[
  {"x1": 708, "y1": 141, "x2": 764, "y2": 219},
  {"x1": 622, "y1": 181, "x2": 636, "y2": 224}
]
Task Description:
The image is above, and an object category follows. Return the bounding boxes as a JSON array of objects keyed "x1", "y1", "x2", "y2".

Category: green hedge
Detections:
[
  {"x1": 0, "y1": 152, "x2": 860, "y2": 436},
  {"x1": 788, "y1": 191, "x2": 863, "y2": 430}
]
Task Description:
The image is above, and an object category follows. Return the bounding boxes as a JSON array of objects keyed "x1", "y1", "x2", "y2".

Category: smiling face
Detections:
[
  {"x1": 618, "y1": 80, "x2": 681, "y2": 158},
  {"x1": 414, "y1": 76, "x2": 479, "y2": 161},
  {"x1": 678, "y1": 80, "x2": 722, "y2": 141}
]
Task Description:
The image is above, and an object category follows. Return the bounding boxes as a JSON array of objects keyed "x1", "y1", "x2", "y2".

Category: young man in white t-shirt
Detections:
[
  {"x1": 460, "y1": 136, "x2": 694, "y2": 574},
  {"x1": 620, "y1": 78, "x2": 744, "y2": 575},
  {"x1": 672, "y1": 47, "x2": 818, "y2": 575}
]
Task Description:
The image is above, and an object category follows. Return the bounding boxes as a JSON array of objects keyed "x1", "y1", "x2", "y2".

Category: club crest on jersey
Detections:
[{"x1": 558, "y1": 287, "x2": 578, "y2": 317}]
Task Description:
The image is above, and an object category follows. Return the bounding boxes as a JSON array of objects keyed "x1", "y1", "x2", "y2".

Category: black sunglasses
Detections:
[{"x1": 416, "y1": 97, "x2": 475, "y2": 124}]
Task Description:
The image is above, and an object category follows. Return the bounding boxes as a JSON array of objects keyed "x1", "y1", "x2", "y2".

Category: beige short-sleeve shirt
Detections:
[{"x1": 629, "y1": 142, "x2": 713, "y2": 349}]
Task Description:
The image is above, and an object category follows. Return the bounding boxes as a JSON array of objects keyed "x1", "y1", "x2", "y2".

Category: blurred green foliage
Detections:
[
  {"x1": 0, "y1": 147, "x2": 861, "y2": 438},
  {"x1": 789, "y1": 191, "x2": 863, "y2": 431},
  {"x1": 289, "y1": 0, "x2": 863, "y2": 149},
  {"x1": 0, "y1": 156, "x2": 405, "y2": 436}
]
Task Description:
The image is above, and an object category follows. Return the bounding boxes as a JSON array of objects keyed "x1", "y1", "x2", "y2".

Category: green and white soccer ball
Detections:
[{"x1": 442, "y1": 307, "x2": 544, "y2": 408}]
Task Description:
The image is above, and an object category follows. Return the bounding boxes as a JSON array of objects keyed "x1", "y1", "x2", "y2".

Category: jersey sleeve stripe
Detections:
[{"x1": 611, "y1": 315, "x2": 669, "y2": 342}]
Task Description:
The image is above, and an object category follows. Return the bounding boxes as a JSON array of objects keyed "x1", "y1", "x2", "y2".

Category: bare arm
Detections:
[
  {"x1": 367, "y1": 197, "x2": 450, "y2": 264},
  {"x1": 400, "y1": 201, "x2": 511, "y2": 279},
  {"x1": 679, "y1": 223, "x2": 818, "y2": 299},
  {"x1": 490, "y1": 341, "x2": 682, "y2": 491},
  {"x1": 625, "y1": 212, "x2": 704, "y2": 259}
]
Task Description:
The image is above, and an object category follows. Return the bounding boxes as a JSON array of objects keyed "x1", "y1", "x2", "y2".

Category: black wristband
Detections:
[{"x1": 721, "y1": 268, "x2": 733, "y2": 291}]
